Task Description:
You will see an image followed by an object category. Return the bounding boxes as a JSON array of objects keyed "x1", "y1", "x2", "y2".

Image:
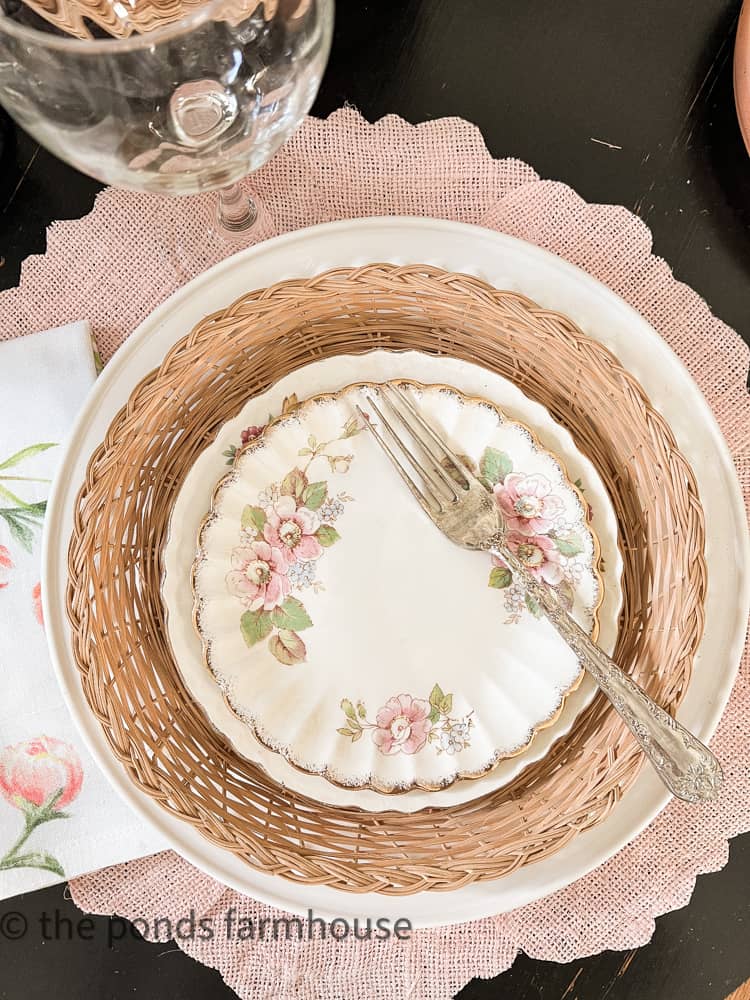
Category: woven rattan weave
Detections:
[{"x1": 66, "y1": 265, "x2": 706, "y2": 894}]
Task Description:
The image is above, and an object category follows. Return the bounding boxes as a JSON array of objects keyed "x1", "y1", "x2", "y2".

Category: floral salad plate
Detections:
[{"x1": 191, "y1": 381, "x2": 604, "y2": 794}]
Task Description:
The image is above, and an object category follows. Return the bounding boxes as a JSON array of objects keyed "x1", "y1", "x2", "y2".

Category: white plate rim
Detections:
[{"x1": 42, "y1": 216, "x2": 750, "y2": 927}]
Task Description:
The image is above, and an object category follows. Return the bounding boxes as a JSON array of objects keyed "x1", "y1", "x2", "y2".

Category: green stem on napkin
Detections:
[
  {"x1": 0, "y1": 503, "x2": 47, "y2": 553},
  {"x1": 0, "y1": 443, "x2": 57, "y2": 472},
  {"x1": 0, "y1": 443, "x2": 56, "y2": 552},
  {"x1": 0, "y1": 484, "x2": 30, "y2": 508},
  {"x1": 0, "y1": 791, "x2": 67, "y2": 877},
  {"x1": 0, "y1": 476, "x2": 52, "y2": 484}
]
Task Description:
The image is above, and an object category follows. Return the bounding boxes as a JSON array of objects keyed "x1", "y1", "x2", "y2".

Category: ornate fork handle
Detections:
[{"x1": 490, "y1": 541, "x2": 722, "y2": 803}]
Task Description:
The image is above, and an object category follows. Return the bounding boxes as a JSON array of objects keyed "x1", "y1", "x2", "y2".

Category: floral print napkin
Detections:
[{"x1": 0, "y1": 323, "x2": 164, "y2": 899}]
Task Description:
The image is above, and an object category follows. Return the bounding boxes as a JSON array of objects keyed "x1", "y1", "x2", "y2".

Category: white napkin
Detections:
[{"x1": 0, "y1": 323, "x2": 165, "y2": 899}]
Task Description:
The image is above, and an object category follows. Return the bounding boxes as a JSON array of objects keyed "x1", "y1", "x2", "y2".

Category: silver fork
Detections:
[{"x1": 358, "y1": 382, "x2": 722, "y2": 804}]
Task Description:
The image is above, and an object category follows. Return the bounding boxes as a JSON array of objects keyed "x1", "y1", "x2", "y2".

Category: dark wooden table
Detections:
[{"x1": 2, "y1": 1, "x2": 749, "y2": 997}]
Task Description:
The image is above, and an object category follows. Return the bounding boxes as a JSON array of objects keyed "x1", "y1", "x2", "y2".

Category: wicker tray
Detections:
[{"x1": 66, "y1": 264, "x2": 706, "y2": 895}]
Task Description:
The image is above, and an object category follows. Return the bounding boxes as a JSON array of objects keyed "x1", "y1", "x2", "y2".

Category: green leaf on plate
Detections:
[
  {"x1": 429, "y1": 683, "x2": 444, "y2": 709},
  {"x1": 280, "y1": 467, "x2": 308, "y2": 500},
  {"x1": 271, "y1": 597, "x2": 313, "y2": 632},
  {"x1": 428, "y1": 707, "x2": 440, "y2": 725},
  {"x1": 525, "y1": 592, "x2": 543, "y2": 619},
  {"x1": 302, "y1": 481, "x2": 327, "y2": 511},
  {"x1": 488, "y1": 566, "x2": 512, "y2": 589},
  {"x1": 241, "y1": 505, "x2": 266, "y2": 532},
  {"x1": 315, "y1": 524, "x2": 340, "y2": 547},
  {"x1": 269, "y1": 629, "x2": 307, "y2": 665},
  {"x1": 551, "y1": 532, "x2": 584, "y2": 557},
  {"x1": 240, "y1": 608, "x2": 273, "y2": 647},
  {"x1": 479, "y1": 447, "x2": 512, "y2": 488},
  {"x1": 342, "y1": 415, "x2": 363, "y2": 439},
  {"x1": 340, "y1": 698, "x2": 358, "y2": 723}
]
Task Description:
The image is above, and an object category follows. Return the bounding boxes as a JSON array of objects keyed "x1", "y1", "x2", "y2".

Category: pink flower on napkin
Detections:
[
  {"x1": 0, "y1": 736, "x2": 83, "y2": 812},
  {"x1": 226, "y1": 541, "x2": 290, "y2": 611},
  {"x1": 372, "y1": 695, "x2": 432, "y2": 755},
  {"x1": 493, "y1": 473, "x2": 563, "y2": 535},
  {"x1": 0, "y1": 546, "x2": 12, "y2": 589},
  {"x1": 32, "y1": 582, "x2": 44, "y2": 626},
  {"x1": 501, "y1": 531, "x2": 564, "y2": 585},
  {"x1": 263, "y1": 496, "x2": 323, "y2": 564}
]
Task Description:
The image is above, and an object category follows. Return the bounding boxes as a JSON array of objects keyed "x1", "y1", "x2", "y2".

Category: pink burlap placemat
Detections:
[{"x1": 2, "y1": 109, "x2": 748, "y2": 999}]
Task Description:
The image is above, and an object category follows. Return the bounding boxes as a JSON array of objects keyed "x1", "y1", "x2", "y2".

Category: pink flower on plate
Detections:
[
  {"x1": 502, "y1": 530, "x2": 564, "y2": 585},
  {"x1": 32, "y1": 582, "x2": 43, "y2": 626},
  {"x1": 0, "y1": 546, "x2": 12, "y2": 589},
  {"x1": 226, "y1": 540, "x2": 290, "y2": 611},
  {"x1": 493, "y1": 473, "x2": 564, "y2": 536},
  {"x1": 372, "y1": 694, "x2": 432, "y2": 755},
  {"x1": 0, "y1": 736, "x2": 83, "y2": 812},
  {"x1": 263, "y1": 495, "x2": 323, "y2": 565}
]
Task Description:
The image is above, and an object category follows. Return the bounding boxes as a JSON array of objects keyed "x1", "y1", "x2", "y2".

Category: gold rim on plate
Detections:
[{"x1": 190, "y1": 380, "x2": 605, "y2": 794}]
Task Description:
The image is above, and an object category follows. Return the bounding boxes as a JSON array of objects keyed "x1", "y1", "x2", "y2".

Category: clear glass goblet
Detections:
[{"x1": 0, "y1": 0, "x2": 333, "y2": 242}]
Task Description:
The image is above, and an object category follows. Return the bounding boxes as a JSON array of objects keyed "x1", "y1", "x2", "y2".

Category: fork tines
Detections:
[{"x1": 357, "y1": 382, "x2": 471, "y2": 516}]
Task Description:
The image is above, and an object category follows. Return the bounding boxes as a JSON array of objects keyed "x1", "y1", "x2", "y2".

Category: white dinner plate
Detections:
[
  {"x1": 164, "y1": 351, "x2": 622, "y2": 811},
  {"x1": 43, "y1": 218, "x2": 750, "y2": 926}
]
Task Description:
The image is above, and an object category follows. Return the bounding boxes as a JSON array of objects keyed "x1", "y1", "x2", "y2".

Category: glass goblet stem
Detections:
[{"x1": 217, "y1": 182, "x2": 258, "y2": 235}]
